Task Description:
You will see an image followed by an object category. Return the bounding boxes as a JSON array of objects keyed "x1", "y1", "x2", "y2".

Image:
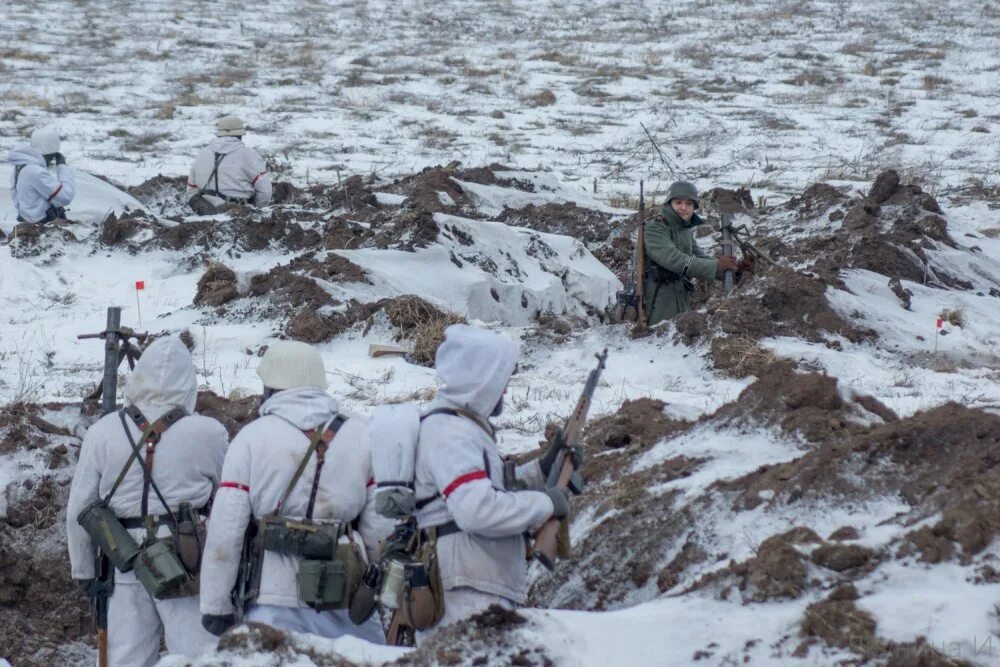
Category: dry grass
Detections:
[
  {"x1": 383, "y1": 296, "x2": 466, "y2": 367},
  {"x1": 939, "y1": 308, "x2": 964, "y2": 327},
  {"x1": 922, "y1": 74, "x2": 951, "y2": 91},
  {"x1": 711, "y1": 335, "x2": 780, "y2": 378},
  {"x1": 521, "y1": 88, "x2": 557, "y2": 107}
]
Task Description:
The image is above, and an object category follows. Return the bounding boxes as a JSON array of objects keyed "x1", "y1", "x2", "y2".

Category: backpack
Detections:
[{"x1": 369, "y1": 404, "x2": 495, "y2": 519}]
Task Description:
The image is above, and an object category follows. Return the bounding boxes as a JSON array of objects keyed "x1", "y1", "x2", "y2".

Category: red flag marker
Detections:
[
  {"x1": 135, "y1": 280, "x2": 145, "y2": 325},
  {"x1": 936, "y1": 318, "x2": 943, "y2": 329}
]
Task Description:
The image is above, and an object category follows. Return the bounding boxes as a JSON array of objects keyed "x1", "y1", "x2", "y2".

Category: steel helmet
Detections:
[
  {"x1": 666, "y1": 180, "x2": 699, "y2": 209},
  {"x1": 256, "y1": 340, "x2": 328, "y2": 390},
  {"x1": 216, "y1": 115, "x2": 246, "y2": 137}
]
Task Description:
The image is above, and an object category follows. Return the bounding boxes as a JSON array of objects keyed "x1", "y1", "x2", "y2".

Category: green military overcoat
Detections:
[{"x1": 643, "y1": 206, "x2": 718, "y2": 325}]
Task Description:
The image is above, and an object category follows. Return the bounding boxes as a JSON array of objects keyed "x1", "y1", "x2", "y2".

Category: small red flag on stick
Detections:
[{"x1": 135, "y1": 281, "x2": 145, "y2": 325}]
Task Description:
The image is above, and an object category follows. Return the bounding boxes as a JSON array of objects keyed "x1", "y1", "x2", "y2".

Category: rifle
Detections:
[
  {"x1": 78, "y1": 307, "x2": 145, "y2": 667},
  {"x1": 532, "y1": 349, "x2": 608, "y2": 571},
  {"x1": 719, "y1": 221, "x2": 777, "y2": 269},
  {"x1": 635, "y1": 181, "x2": 647, "y2": 327},
  {"x1": 720, "y1": 213, "x2": 736, "y2": 294}
]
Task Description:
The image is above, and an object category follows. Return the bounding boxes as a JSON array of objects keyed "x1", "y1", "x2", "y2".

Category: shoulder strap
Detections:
[
  {"x1": 273, "y1": 414, "x2": 347, "y2": 517},
  {"x1": 111, "y1": 408, "x2": 186, "y2": 538},
  {"x1": 199, "y1": 152, "x2": 227, "y2": 196},
  {"x1": 423, "y1": 406, "x2": 495, "y2": 441},
  {"x1": 413, "y1": 408, "x2": 494, "y2": 510},
  {"x1": 104, "y1": 407, "x2": 184, "y2": 504}
]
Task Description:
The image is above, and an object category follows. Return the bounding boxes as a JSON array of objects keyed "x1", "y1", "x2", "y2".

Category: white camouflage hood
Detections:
[
  {"x1": 6, "y1": 143, "x2": 46, "y2": 168},
  {"x1": 124, "y1": 337, "x2": 198, "y2": 422},
  {"x1": 434, "y1": 324, "x2": 520, "y2": 418},
  {"x1": 260, "y1": 386, "x2": 339, "y2": 431},
  {"x1": 207, "y1": 136, "x2": 246, "y2": 155}
]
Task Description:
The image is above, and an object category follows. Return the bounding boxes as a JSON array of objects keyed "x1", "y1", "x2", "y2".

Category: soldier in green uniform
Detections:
[{"x1": 643, "y1": 181, "x2": 739, "y2": 325}]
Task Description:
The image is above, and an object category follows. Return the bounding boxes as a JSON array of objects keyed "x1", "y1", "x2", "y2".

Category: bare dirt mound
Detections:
[
  {"x1": 531, "y1": 368, "x2": 895, "y2": 612},
  {"x1": 770, "y1": 170, "x2": 967, "y2": 290},
  {"x1": 496, "y1": 201, "x2": 618, "y2": 246},
  {"x1": 394, "y1": 605, "x2": 552, "y2": 667},
  {"x1": 195, "y1": 390, "x2": 261, "y2": 438},
  {"x1": 125, "y1": 174, "x2": 188, "y2": 208},
  {"x1": 213, "y1": 622, "x2": 355, "y2": 666},
  {"x1": 284, "y1": 295, "x2": 465, "y2": 365},
  {"x1": 0, "y1": 405, "x2": 92, "y2": 666}
]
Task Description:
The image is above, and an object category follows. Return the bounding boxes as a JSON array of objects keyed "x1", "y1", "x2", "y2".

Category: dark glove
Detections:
[
  {"x1": 737, "y1": 255, "x2": 756, "y2": 275},
  {"x1": 54, "y1": 152, "x2": 66, "y2": 166},
  {"x1": 716, "y1": 255, "x2": 738, "y2": 279},
  {"x1": 539, "y1": 437, "x2": 584, "y2": 479},
  {"x1": 202, "y1": 613, "x2": 236, "y2": 637},
  {"x1": 543, "y1": 487, "x2": 571, "y2": 520},
  {"x1": 76, "y1": 578, "x2": 96, "y2": 601}
]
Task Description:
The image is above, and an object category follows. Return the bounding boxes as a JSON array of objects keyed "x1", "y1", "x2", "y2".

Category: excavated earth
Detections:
[
  {"x1": 0, "y1": 405, "x2": 91, "y2": 666},
  {"x1": 526, "y1": 359, "x2": 991, "y2": 665}
]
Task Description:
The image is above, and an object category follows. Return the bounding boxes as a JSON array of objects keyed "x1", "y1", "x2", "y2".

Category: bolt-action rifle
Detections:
[
  {"x1": 532, "y1": 349, "x2": 608, "y2": 571},
  {"x1": 77, "y1": 307, "x2": 147, "y2": 667},
  {"x1": 636, "y1": 181, "x2": 647, "y2": 327}
]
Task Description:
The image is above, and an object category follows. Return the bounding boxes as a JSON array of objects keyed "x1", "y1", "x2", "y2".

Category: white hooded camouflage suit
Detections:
[
  {"x1": 186, "y1": 136, "x2": 271, "y2": 207},
  {"x1": 199, "y1": 386, "x2": 390, "y2": 642},
  {"x1": 66, "y1": 337, "x2": 229, "y2": 666},
  {"x1": 414, "y1": 325, "x2": 556, "y2": 634},
  {"x1": 6, "y1": 143, "x2": 75, "y2": 223}
]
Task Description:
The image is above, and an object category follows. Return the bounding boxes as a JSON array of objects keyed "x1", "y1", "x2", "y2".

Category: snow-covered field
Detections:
[
  {"x1": 3, "y1": 0, "x2": 999, "y2": 203},
  {"x1": 3, "y1": 1, "x2": 1000, "y2": 666}
]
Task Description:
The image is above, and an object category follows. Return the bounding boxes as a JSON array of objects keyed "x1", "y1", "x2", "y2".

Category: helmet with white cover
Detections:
[
  {"x1": 256, "y1": 340, "x2": 328, "y2": 390},
  {"x1": 216, "y1": 115, "x2": 246, "y2": 137}
]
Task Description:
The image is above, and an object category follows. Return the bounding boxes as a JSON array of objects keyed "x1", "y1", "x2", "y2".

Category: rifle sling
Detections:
[{"x1": 273, "y1": 415, "x2": 347, "y2": 518}]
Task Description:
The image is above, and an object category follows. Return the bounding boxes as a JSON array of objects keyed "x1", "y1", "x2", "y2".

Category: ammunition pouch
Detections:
[
  {"x1": 260, "y1": 516, "x2": 364, "y2": 610},
  {"x1": 77, "y1": 500, "x2": 143, "y2": 573},
  {"x1": 647, "y1": 264, "x2": 694, "y2": 292},
  {"x1": 133, "y1": 539, "x2": 193, "y2": 599}
]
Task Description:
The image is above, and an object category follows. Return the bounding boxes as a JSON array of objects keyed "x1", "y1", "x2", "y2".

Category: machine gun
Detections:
[
  {"x1": 532, "y1": 348, "x2": 608, "y2": 571},
  {"x1": 78, "y1": 307, "x2": 147, "y2": 415},
  {"x1": 77, "y1": 307, "x2": 147, "y2": 667},
  {"x1": 718, "y1": 219, "x2": 777, "y2": 271}
]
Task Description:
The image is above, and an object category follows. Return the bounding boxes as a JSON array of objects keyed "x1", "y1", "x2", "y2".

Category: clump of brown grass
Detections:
[
  {"x1": 938, "y1": 308, "x2": 963, "y2": 327},
  {"x1": 383, "y1": 296, "x2": 466, "y2": 367},
  {"x1": 521, "y1": 89, "x2": 556, "y2": 107},
  {"x1": 710, "y1": 335, "x2": 781, "y2": 378}
]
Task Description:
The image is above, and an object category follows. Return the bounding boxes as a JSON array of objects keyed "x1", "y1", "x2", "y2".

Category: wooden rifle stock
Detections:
[
  {"x1": 531, "y1": 349, "x2": 608, "y2": 571},
  {"x1": 532, "y1": 457, "x2": 576, "y2": 570},
  {"x1": 97, "y1": 628, "x2": 108, "y2": 667}
]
